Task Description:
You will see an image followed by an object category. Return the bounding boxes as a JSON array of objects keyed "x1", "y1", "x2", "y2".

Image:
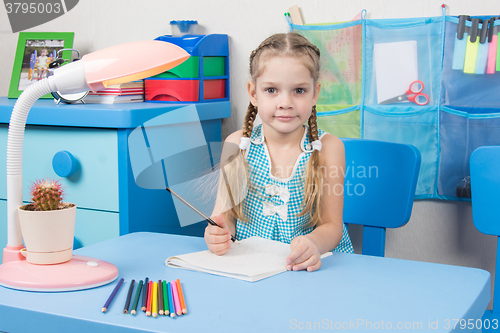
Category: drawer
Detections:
[
  {"x1": 150, "y1": 56, "x2": 225, "y2": 78},
  {"x1": 0, "y1": 125, "x2": 119, "y2": 212},
  {"x1": 145, "y1": 79, "x2": 199, "y2": 102},
  {"x1": 74, "y1": 208, "x2": 119, "y2": 247},
  {"x1": 203, "y1": 57, "x2": 225, "y2": 76},
  {"x1": 204, "y1": 79, "x2": 226, "y2": 99},
  {"x1": 151, "y1": 56, "x2": 199, "y2": 79}
]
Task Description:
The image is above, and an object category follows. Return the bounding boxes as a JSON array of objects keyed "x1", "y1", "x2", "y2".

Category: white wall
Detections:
[{"x1": 0, "y1": 0, "x2": 498, "y2": 305}]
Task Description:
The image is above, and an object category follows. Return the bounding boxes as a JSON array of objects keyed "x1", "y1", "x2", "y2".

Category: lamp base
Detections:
[{"x1": 0, "y1": 255, "x2": 118, "y2": 292}]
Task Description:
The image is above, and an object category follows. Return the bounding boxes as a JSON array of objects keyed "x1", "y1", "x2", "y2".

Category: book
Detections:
[
  {"x1": 165, "y1": 236, "x2": 332, "y2": 282},
  {"x1": 84, "y1": 80, "x2": 145, "y2": 104},
  {"x1": 83, "y1": 94, "x2": 144, "y2": 104}
]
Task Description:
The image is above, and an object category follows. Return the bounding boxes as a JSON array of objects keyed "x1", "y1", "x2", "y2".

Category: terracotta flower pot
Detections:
[{"x1": 18, "y1": 203, "x2": 76, "y2": 265}]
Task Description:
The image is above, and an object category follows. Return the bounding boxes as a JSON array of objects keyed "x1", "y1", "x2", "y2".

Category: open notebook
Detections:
[{"x1": 165, "y1": 236, "x2": 332, "y2": 282}]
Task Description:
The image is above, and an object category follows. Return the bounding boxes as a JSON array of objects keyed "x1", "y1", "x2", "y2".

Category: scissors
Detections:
[{"x1": 380, "y1": 80, "x2": 429, "y2": 106}]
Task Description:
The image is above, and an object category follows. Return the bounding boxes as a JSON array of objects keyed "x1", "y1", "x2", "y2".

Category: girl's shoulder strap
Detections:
[{"x1": 250, "y1": 123, "x2": 264, "y2": 145}]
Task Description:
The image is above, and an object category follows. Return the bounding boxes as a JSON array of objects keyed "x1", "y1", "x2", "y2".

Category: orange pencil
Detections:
[
  {"x1": 176, "y1": 279, "x2": 187, "y2": 314},
  {"x1": 146, "y1": 280, "x2": 153, "y2": 316}
]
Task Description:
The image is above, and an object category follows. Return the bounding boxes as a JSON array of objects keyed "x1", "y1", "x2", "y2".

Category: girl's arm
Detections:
[
  {"x1": 286, "y1": 134, "x2": 345, "y2": 271},
  {"x1": 204, "y1": 130, "x2": 243, "y2": 255}
]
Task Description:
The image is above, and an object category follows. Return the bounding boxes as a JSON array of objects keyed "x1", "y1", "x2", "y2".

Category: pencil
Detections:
[
  {"x1": 167, "y1": 281, "x2": 175, "y2": 318},
  {"x1": 158, "y1": 280, "x2": 164, "y2": 316},
  {"x1": 102, "y1": 278, "x2": 124, "y2": 313},
  {"x1": 122, "y1": 279, "x2": 135, "y2": 314},
  {"x1": 146, "y1": 280, "x2": 153, "y2": 316},
  {"x1": 131, "y1": 280, "x2": 143, "y2": 315},
  {"x1": 141, "y1": 277, "x2": 149, "y2": 312},
  {"x1": 176, "y1": 279, "x2": 187, "y2": 314},
  {"x1": 171, "y1": 280, "x2": 182, "y2": 316},
  {"x1": 167, "y1": 187, "x2": 237, "y2": 242},
  {"x1": 162, "y1": 280, "x2": 169, "y2": 316},
  {"x1": 152, "y1": 282, "x2": 158, "y2": 318}
]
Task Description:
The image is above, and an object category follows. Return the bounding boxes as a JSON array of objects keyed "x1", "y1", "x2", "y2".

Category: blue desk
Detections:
[{"x1": 0, "y1": 232, "x2": 491, "y2": 332}]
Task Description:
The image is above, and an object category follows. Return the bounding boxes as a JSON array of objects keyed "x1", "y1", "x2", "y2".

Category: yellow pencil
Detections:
[{"x1": 152, "y1": 282, "x2": 158, "y2": 318}]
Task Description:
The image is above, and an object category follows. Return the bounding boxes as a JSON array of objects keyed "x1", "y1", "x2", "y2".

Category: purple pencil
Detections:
[{"x1": 102, "y1": 278, "x2": 124, "y2": 313}]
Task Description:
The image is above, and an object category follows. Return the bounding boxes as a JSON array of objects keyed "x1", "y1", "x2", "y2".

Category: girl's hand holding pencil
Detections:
[
  {"x1": 204, "y1": 215, "x2": 234, "y2": 255},
  {"x1": 286, "y1": 235, "x2": 322, "y2": 272}
]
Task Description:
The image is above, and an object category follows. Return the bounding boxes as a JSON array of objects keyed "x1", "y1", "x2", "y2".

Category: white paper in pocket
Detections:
[{"x1": 374, "y1": 40, "x2": 418, "y2": 104}]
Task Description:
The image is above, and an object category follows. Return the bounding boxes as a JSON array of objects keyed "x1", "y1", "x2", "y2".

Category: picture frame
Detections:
[{"x1": 8, "y1": 32, "x2": 75, "y2": 99}]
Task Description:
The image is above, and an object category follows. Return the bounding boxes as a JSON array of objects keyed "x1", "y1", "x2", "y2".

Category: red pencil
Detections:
[{"x1": 146, "y1": 280, "x2": 153, "y2": 316}]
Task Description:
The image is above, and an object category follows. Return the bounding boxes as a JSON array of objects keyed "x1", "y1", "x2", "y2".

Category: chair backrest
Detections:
[
  {"x1": 341, "y1": 138, "x2": 421, "y2": 256},
  {"x1": 470, "y1": 145, "x2": 500, "y2": 316}
]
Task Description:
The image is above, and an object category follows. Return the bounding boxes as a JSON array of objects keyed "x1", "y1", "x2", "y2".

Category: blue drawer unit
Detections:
[{"x1": 0, "y1": 97, "x2": 230, "y2": 263}]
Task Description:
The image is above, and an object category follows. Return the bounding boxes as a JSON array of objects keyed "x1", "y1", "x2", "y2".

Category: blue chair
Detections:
[
  {"x1": 470, "y1": 145, "x2": 500, "y2": 326},
  {"x1": 341, "y1": 139, "x2": 421, "y2": 256}
]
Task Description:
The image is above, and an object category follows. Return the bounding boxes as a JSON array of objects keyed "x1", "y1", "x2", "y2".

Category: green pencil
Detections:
[
  {"x1": 131, "y1": 280, "x2": 143, "y2": 315},
  {"x1": 162, "y1": 280, "x2": 169, "y2": 315}
]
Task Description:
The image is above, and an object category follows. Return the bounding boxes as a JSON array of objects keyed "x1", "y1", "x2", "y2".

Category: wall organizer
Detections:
[{"x1": 288, "y1": 6, "x2": 500, "y2": 201}]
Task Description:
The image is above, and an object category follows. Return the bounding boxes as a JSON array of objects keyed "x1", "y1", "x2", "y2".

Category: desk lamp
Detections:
[{"x1": 0, "y1": 40, "x2": 190, "y2": 292}]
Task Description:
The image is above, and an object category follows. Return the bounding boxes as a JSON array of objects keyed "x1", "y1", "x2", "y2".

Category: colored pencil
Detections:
[
  {"x1": 158, "y1": 280, "x2": 164, "y2": 316},
  {"x1": 162, "y1": 280, "x2": 169, "y2": 316},
  {"x1": 146, "y1": 280, "x2": 153, "y2": 316},
  {"x1": 141, "y1": 277, "x2": 149, "y2": 312},
  {"x1": 167, "y1": 281, "x2": 175, "y2": 318},
  {"x1": 152, "y1": 282, "x2": 158, "y2": 317},
  {"x1": 176, "y1": 279, "x2": 187, "y2": 314},
  {"x1": 171, "y1": 280, "x2": 182, "y2": 316},
  {"x1": 167, "y1": 187, "x2": 236, "y2": 242},
  {"x1": 123, "y1": 279, "x2": 135, "y2": 314},
  {"x1": 131, "y1": 280, "x2": 143, "y2": 315},
  {"x1": 102, "y1": 278, "x2": 124, "y2": 313}
]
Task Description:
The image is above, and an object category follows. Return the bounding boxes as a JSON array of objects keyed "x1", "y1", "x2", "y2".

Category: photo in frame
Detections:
[{"x1": 8, "y1": 32, "x2": 75, "y2": 99}]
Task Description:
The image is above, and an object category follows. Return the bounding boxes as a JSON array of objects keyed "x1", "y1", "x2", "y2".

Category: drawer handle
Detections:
[{"x1": 52, "y1": 151, "x2": 77, "y2": 177}]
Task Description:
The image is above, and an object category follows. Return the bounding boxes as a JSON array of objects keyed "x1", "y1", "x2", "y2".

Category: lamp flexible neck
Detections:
[{"x1": 6, "y1": 77, "x2": 56, "y2": 247}]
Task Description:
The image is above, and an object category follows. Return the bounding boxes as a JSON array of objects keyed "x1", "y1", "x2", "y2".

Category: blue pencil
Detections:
[
  {"x1": 167, "y1": 281, "x2": 175, "y2": 318},
  {"x1": 102, "y1": 278, "x2": 124, "y2": 313}
]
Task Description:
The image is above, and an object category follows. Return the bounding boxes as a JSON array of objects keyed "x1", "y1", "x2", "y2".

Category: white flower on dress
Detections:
[
  {"x1": 262, "y1": 202, "x2": 288, "y2": 222},
  {"x1": 263, "y1": 184, "x2": 290, "y2": 222},
  {"x1": 264, "y1": 184, "x2": 290, "y2": 203}
]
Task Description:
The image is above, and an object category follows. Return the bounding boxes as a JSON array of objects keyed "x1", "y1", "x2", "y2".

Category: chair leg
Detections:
[
  {"x1": 362, "y1": 226, "x2": 386, "y2": 257},
  {"x1": 482, "y1": 237, "x2": 500, "y2": 331},
  {"x1": 492, "y1": 237, "x2": 500, "y2": 316}
]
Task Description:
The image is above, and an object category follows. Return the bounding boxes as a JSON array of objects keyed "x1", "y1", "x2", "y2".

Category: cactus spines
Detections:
[{"x1": 29, "y1": 179, "x2": 64, "y2": 211}]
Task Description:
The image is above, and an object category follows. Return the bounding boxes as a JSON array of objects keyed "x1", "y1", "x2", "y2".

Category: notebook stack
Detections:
[{"x1": 84, "y1": 80, "x2": 145, "y2": 104}]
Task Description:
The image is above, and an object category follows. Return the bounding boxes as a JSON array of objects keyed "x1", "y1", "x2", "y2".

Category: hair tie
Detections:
[
  {"x1": 239, "y1": 137, "x2": 251, "y2": 150},
  {"x1": 311, "y1": 140, "x2": 322, "y2": 152}
]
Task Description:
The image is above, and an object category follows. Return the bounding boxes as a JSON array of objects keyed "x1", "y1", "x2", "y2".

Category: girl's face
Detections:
[{"x1": 248, "y1": 55, "x2": 320, "y2": 138}]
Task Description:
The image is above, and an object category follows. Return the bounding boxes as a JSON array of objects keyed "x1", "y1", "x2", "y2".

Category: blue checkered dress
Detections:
[{"x1": 235, "y1": 124, "x2": 353, "y2": 254}]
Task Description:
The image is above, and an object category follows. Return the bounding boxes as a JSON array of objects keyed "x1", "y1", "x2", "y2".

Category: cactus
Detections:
[{"x1": 29, "y1": 179, "x2": 64, "y2": 211}]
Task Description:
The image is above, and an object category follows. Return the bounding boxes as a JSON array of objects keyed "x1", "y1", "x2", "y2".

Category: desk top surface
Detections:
[
  {"x1": 0, "y1": 232, "x2": 491, "y2": 333},
  {"x1": 0, "y1": 97, "x2": 231, "y2": 129}
]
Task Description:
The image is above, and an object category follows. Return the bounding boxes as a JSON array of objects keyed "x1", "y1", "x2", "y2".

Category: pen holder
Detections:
[
  {"x1": 18, "y1": 204, "x2": 76, "y2": 264},
  {"x1": 170, "y1": 20, "x2": 198, "y2": 37}
]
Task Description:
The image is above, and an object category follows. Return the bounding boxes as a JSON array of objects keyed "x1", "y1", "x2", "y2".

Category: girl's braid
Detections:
[
  {"x1": 243, "y1": 103, "x2": 258, "y2": 138},
  {"x1": 308, "y1": 105, "x2": 319, "y2": 141}
]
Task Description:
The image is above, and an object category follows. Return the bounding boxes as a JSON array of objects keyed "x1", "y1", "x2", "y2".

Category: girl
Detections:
[{"x1": 205, "y1": 32, "x2": 353, "y2": 272}]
